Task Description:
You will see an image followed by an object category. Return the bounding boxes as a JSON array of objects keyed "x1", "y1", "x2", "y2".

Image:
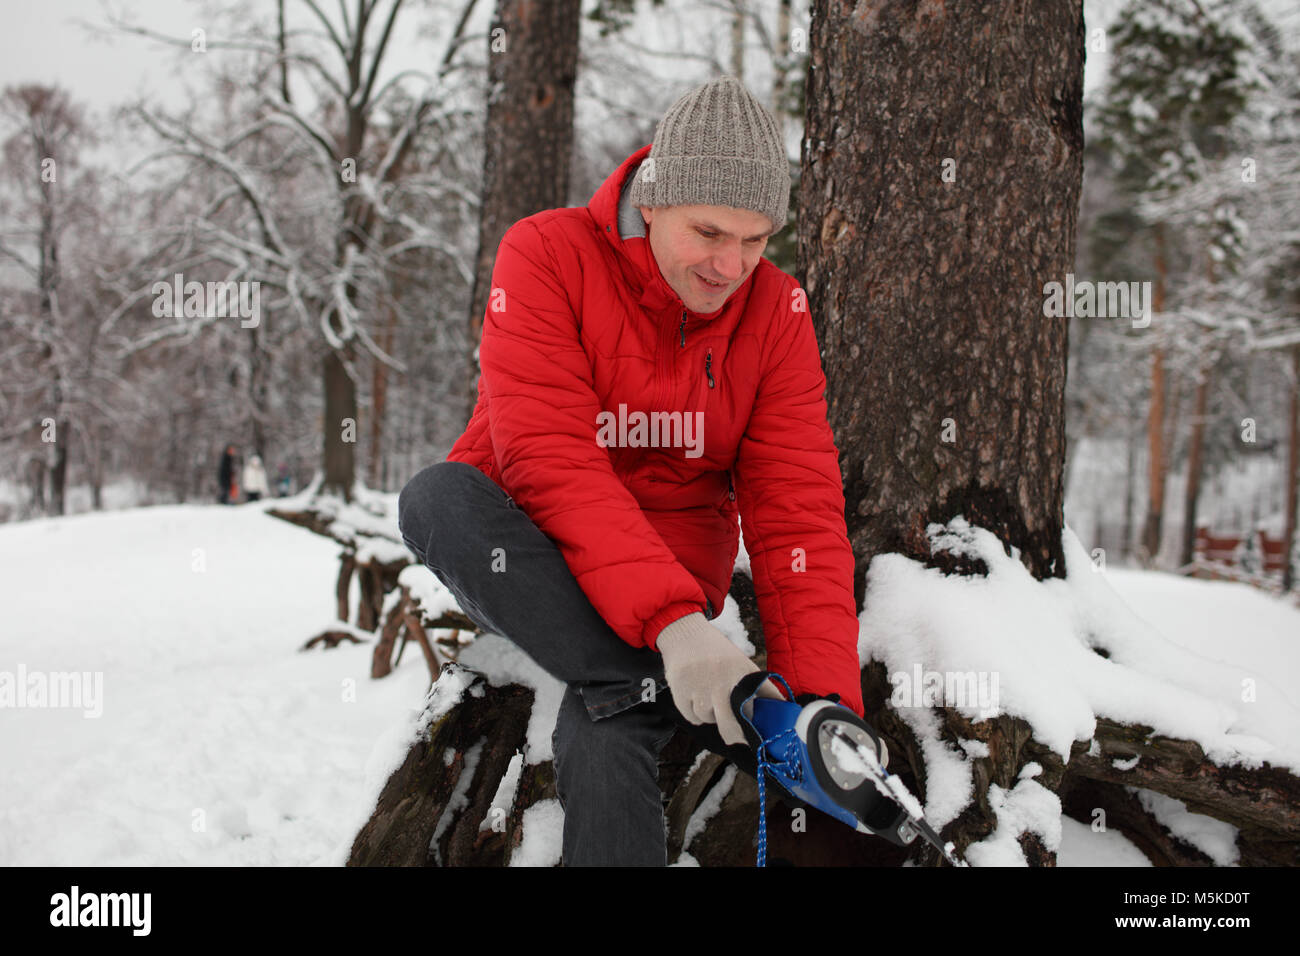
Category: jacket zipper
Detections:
[
  {"x1": 678, "y1": 311, "x2": 687, "y2": 347},
  {"x1": 705, "y1": 348, "x2": 714, "y2": 388},
  {"x1": 727, "y1": 469, "x2": 735, "y2": 501}
]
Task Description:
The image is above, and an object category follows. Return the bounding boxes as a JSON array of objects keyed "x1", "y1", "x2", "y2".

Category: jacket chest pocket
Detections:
[{"x1": 678, "y1": 336, "x2": 741, "y2": 466}]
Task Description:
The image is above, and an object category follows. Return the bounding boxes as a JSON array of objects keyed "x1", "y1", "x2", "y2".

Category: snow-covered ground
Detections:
[
  {"x1": 0, "y1": 500, "x2": 432, "y2": 866},
  {"x1": 2, "y1": 503, "x2": 1296, "y2": 866}
]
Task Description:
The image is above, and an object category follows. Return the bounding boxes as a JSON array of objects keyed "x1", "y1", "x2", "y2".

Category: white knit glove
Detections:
[{"x1": 656, "y1": 612, "x2": 782, "y2": 746}]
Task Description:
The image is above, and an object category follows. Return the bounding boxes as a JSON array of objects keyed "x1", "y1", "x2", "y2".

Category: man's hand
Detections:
[{"x1": 656, "y1": 612, "x2": 782, "y2": 746}]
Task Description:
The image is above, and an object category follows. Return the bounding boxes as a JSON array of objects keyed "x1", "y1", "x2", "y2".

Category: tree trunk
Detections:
[
  {"x1": 801, "y1": 0, "x2": 1079, "y2": 587},
  {"x1": 1284, "y1": 345, "x2": 1300, "y2": 592},
  {"x1": 464, "y1": 0, "x2": 582, "y2": 421},
  {"x1": 248, "y1": 319, "x2": 269, "y2": 461},
  {"x1": 26, "y1": 456, "x2": 46, "y2": 516},
  {"x1": 799, "y1": 0, "x2": 1083, "y2": 862},
  {"x1": 50, "y1": 414, "x2": 69, "y2": 517},
  {"x1": 1121, "y1": 421, "x2": 1137, "y2": 561},
  {"x1": 1141, "y1": 223, "x2": 1170, "y2": 564},
  {"x1": 322, "y1": 345, "x2": 358, "y2": 500},
  {"x1": 368, "y1": 303, "x2": 398, "y2": 489},
  {"x1": 772, "y1": 0, "x2": 792, "y2": 139},
  {"x1": 1180, "y1": 366, "x2": 1211, "y2": 567},
  {"x1": 87, "y1": 421, "x2": 104, "y2": 511},
  {"x1": 730, "y1": 0, "x2": 745, "y2": 81}
]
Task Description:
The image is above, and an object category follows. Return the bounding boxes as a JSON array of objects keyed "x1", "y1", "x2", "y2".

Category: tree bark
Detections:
[
  {"x1": 1141, "y1": 223, "x2": 1170, "y2": 563},
  {"x1": 1180, "y1": 366, "x2": 1211, "y2": 567},
  {"x1": 730, "y1": 0, "x2": 745, "y2": 81},
  {"x1": 464, "y1": 0, "x2": 582, "y2": 421},
  {"x1": 1122, "y1": 421, "x2": 1137, "y2": 561},
  {"x1": 798, "y1": 0, "x2": 1083, "y2": 862},
  {"x1": 50, "y1": 413, "x2": 69, "y2": 517},
  {"x1": 322, "y1": 345, "x2": 358, "y2": 500},
  {"x1": 801, "y1": 0, "x2": 1079, "y2": 586},
  {"x1": 1284, "y1": 345, "x2": 1299, "y2": 592},
  {"x1": 347, "y1": 669, "x2": 537, "y2": 867},
  {"x1": 367, "y1": 302, "x2": 398, "y2": 489},
  {"x1": 248, "y1": 319, "x2": 269, "y2": 463}
]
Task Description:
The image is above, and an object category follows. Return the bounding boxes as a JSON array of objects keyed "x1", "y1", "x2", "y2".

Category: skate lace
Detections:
[{"x1": 754, "y1": 727, "x2": 802, "y2": 867}]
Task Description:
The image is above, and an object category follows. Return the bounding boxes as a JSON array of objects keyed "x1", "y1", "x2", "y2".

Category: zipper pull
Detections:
[
  {"x1": 727, "y1": 470, "x2": 736, "y2": 501},
  {"x1": 679, "y1": 311, "x2": 687, "y2": 347},
  {"x1": 705, "y1": 349, "x2": 714, "y2": 388}
]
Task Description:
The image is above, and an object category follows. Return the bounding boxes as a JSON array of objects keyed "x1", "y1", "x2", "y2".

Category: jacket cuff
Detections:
[{"x1": 643, "y1": 603, "x2": 708, "y2": 652}]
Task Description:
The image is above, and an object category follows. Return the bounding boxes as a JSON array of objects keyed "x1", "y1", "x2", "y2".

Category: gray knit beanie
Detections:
[{"x1": 627, "y1": 75, "x2": 790, "y2": 234}]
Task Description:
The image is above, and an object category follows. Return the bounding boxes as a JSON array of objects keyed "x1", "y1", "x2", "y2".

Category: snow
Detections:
[
  {"x1": 1058, "y1": 816, "x2": 1154, "y2": 867},
  {"x1": 398, "y1": 563, "x2": 463, "y2": 622},
  {"x1": 682, "y1": 765, "x2": 738, "y2": 851},
  {"x1": 858, "y1": 518, "x2": 1300, "y2": 855},
  {"x1": 429, "y1": 740, "x2": 482, "y2": 865},
  {"x1": 509, "y1": 799, "x2": 564, "y2": 867},
  {"x1": 711, "y1": 593, "x2": 756, "y2": 656},
  {"x1": 964, "y1": 772, "x2": 1063, "y2": 867},
  {"x1": 455, "y1": 634, "x2": 565, "y2": 763},
  {"x1": 0, "y1": 501, "x2": 431, "y2": 866},
  {"x1": 1132, "y1": 788, "x2": 1239, "y2": 866},
  {"x1": 2, "y1": 502, "x2": 1295, "y2": 866},
  {"x1": 482, "y1": 751, "x2": 524, "y2": 832},
  {"x1": 1104, "y1": 569, "x2": 1300, "y2": 684}
]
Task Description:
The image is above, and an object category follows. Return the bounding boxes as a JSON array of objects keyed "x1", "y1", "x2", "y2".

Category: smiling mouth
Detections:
[{"x1": 696, "y1": 272, "x2": 728, "y2": 290}]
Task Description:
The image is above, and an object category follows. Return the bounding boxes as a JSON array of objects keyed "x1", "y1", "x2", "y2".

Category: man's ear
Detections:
[{"x1": 639, "y1": 206, "x2": 654, "y2": 227}]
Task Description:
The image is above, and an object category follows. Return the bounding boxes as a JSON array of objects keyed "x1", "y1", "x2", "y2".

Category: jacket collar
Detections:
[{"x1": 589, "y1": 144, "x2": 750, "y2": 321}]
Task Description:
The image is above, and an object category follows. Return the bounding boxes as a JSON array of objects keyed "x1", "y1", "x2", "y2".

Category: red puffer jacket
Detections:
[{"x1": 447, "y1": 144, "x2": 863, "y2": 716}]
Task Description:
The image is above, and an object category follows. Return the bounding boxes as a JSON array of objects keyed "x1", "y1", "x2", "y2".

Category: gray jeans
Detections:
[{"x1": 397, "y1": 460, "x2": 731, "y2": 866}]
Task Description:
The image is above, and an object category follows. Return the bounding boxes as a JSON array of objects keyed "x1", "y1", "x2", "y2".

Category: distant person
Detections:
[
  {"x1": 243, "y1": 454, "x2": 269, "y2": 502},
  {"x1": 217, "y1": 445, "x2": 238, "y2": 504},
  {"x1": 276, "y1": 463, "x2": 292, "y2": 497}
]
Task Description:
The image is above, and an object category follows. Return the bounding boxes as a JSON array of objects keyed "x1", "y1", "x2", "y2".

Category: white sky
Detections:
[
  {"x1": 1, "y1": 0, "x2": 1294, "y2": 164},
  {"x1": 0, "y1": 0, "x2": 1127, "y2": 120},
  {"x1": 0, "y1": 0, "x2": 471, "y2": 118}
]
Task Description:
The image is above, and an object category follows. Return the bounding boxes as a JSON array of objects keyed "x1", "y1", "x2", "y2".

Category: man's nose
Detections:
[{"x1": 712, "y1": 244, "x2": 744, "y2": 280}]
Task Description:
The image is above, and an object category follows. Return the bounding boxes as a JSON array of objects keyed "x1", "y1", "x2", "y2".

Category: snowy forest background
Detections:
[{"x1": 1, "y1": 0, "x2": 1297, "y2": 583}]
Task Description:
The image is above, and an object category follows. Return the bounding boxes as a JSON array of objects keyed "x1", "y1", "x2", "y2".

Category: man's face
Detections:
[{"x1": 639, "y1": 204, "x2": 772, "y2": 313}]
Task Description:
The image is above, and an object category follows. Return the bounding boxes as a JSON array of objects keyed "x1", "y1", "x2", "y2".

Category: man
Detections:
[{"x1": 398, "y1": 75, "x2": 871, "y2": 866}]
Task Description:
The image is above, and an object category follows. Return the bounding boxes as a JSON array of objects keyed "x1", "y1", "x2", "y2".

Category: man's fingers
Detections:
[
  {"x1": 715, "y1": 703, "x2": 747, "y2": 747},
  {"x1": 675, "y1": 695, "x2": 706, "y2": 726}
]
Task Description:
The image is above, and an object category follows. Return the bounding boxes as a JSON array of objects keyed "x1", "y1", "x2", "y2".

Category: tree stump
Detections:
[{"x1": 347, "y1": 665, "x2": 540, "y2": 866}]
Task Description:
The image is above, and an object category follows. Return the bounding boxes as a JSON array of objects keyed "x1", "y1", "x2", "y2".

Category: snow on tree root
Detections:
[{"x1": 858, "y1": 519, "x2": 1300, "y2": 865}]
